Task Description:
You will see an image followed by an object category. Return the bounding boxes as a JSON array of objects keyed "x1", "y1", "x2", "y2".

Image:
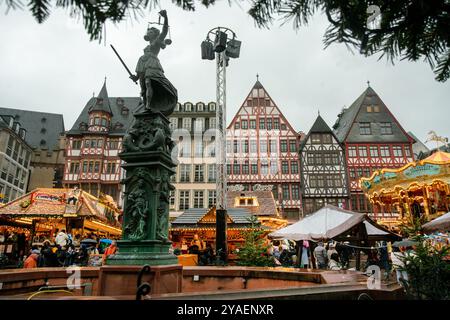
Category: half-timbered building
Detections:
[
  {"x1": 227, "y1": 80, "x2": 302, "y2": 220},
  {"x1": 333, "y1": 85, "x2": 414, "y2": 213},
  {"x1": 299, "y1": 114, "x2": 349, "y2": 215},
  {"x1": 63, "y1": 81, "x2": 141, "y2": 203}
]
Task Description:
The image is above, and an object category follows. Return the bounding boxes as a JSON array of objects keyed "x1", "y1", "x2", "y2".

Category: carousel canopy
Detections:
[
  {"x1": 422, "y1": 212, "x2": 450, "y2": 233},
  {"x1": 360, "y1": 150, "x2": 450, "y2": 196},
  {"x1": 269, "y1": 204, "x2": 399, "y2": 241}
]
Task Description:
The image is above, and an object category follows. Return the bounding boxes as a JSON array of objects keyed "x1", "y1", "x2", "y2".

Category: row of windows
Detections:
[
  {"x1": 0, "y1": 183, "x2": 24, "y2": 204},
  {"x1": 176, "y1": 190, "x2": 217, "y2": 210},
  {"x1": 308, "y1": 174, "x2": 343, "y2": 188},
  {"x1": 359, "y1": 122, "x2": 393, "y2": 135},
  {"x1": 226, "y1": 160, "x2": 299, "y2": 176},
  {"x1": 306, "y1": 151, "x2": 341, "y2": 166},
  {"x1": 175, "y1": 102, "x2": 216, "y2": 112},
  {"x1": 226, "y1": 139, "x2": 297, "y2": 154},
  {"x1": 6, "y1": 135, "x2": 31, "y2": 168},
  {"x1": 0, "y1": 159, "x2": 27, "y2": 190},
  {"x1": 89, "y1": 116, "x2": 110, "y2": 127},
  {"x1": 169, "y1": 117, "x2": 216, "y2": 131},
  {"x1": 310, "y1": 133, "x2": 333, "y2": 144},
  {"x1": 177, "y1": 140, "x2": 215, "y2": 158},
  {"x1": 176, "y1": 164, "x2": 216, "y2": 183},
  {"x1": 233, "y1": 117, "x2": 287, "y2": 131},
  {"x1": 68, "y1": 161, "x2": 118, "y2": 174},
  {"x1": 348, "y1": 166, "x2": 399, "y2": 180},
  {"x1": 303, "y1": 198, "x2": 346, "y2": 215},
  {"x1": 348, "y1": 145, "x2": 411, "y2": 158},
  {"x1": 71, "y1": 139, "x2": 120, "y2": 150}
]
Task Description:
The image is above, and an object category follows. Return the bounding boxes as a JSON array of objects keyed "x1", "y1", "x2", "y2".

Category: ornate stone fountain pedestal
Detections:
[{"x1": 99, "y1": 110, "x2": 181, "y2": 296}]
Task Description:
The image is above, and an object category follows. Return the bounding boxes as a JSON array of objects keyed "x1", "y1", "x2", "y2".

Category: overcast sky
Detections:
[{"x1": 0, "y1": 1, "x2": 449, "y2": 146}]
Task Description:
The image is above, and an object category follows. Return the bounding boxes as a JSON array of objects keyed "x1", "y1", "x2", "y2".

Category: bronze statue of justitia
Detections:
[{"x1": 130, "y1": 10, "x2": 178, "y2": 116}]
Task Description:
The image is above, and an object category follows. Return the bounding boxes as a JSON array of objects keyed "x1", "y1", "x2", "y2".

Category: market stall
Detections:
[
  {"x1": 0, "y1": 188, "x2": 122, "y2": 262},
  {"x1": 268, "y1": 204, "x2": 401, "y2": 269},
  {"x1": 170, "y1": 206, "x2": 269, "y2": 264}
]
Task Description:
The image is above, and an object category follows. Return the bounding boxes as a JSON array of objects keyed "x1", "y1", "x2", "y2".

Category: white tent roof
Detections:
[{"x1": 269, "y1": 204, "x2": 396, "y2": 241}]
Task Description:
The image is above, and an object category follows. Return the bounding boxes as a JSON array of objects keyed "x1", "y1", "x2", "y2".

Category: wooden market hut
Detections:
[
  {"x1": 170, "y1": 206, "x2": 267, "y2": 253},
  {"x1": 360, "y1": 150, "x2": 450, "y2": 229},
  {"x1": 0, "y1": 188, "x2": 122, "y2": 243}
]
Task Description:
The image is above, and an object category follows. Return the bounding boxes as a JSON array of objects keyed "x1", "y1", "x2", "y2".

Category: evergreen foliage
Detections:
[{"x1": 3, "y1": 0, "x2": 449, "y2": 81}]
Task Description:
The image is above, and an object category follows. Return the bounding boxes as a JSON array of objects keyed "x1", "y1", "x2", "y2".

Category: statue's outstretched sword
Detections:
[{"x1": 110, "y1": 44, "x2": 137, "y2": 84}]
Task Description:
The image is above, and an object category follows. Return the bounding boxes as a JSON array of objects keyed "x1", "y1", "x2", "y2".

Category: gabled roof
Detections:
[
  {"x1": 0, "y1": 107, "x2": 64, "y2": 150},
  {"x1": 333, "y1": 86, "x2": 412, "y2": 143},
  {"x1": 299, "y1": 114, "x2": 342, "y2": 151},
  {"x1": 227, "y1": 80, "x2": 299, "y2": 135},
  {"x1": 89, "y1": 81, "x2": 113, "y2": 116},
  {"x1": 309, "y1": 115, "x2": 332, "y2": 133}
]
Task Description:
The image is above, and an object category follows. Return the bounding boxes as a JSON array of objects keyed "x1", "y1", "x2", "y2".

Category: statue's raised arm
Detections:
[{"x1": 158, "y1": 10, "x2": 169, "y2": 43}]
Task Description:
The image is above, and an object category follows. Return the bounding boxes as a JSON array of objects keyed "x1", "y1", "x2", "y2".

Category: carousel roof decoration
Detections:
[{"x1": 360, "y1": 150, "x2": 450, "y2": 195}]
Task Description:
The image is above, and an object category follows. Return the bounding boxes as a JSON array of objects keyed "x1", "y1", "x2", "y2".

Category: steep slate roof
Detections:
[
  {"x1": 226, "y1": 191, "x2": 279, "y2": 216},
  {"x1": 332, "y1": 86, "x2": 412, "y2": 143},
  {"x1": 89, "y1": 81, "x2": 113, "y2": 115},
  {"x1": 300, "y1": 114, "x2": 341, "y2": 150},
  {"x1": 0, "y1": 107, "x2": 64, "y2": 150},
  {"x1": 310, "y1": 114, "x2": 332, "y2": 133},
  {"x1": 67, "y1": 82, "x2": 141, "y2": 136},
  {"x1": 171, "y1": 207, "x2": 258, "y2": 228}
]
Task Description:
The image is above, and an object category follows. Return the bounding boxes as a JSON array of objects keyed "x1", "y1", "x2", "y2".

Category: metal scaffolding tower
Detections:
[{"x1": 201, "y1": 27, "x2": 241, "y2": 211}]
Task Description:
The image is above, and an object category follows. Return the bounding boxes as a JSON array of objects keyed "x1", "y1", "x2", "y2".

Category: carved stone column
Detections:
[{"x1": 106, "y1": 110, "x2": 178, "y2": 266}]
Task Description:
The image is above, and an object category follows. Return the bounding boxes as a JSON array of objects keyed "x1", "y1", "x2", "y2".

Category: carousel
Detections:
[{"x1": 360, "y1": 151, "x2": 450, "y2": 229}]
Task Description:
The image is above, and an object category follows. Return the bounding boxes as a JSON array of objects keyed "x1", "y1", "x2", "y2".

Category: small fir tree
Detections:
[{"x1": 236, "y1": 216, "x2": 275, "y2": 267}]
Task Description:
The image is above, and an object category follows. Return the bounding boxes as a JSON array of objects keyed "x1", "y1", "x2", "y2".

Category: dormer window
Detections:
[
  {"x1": 79, "y1": 122, "x2": 88, "y2": 131},
  {"x1": 41, "y1": 117, "x2": 47, "y2": 123},
  {"x1": 121, "y1": 106, "x2": 129, "y2": 115},
  {"x1": 116, "y1": 98, "x2": 124, "y2": 106},
  {"x1": 40, "y1": 139, "x2": 46, "y2": 147},
  {"x1": 209, "y1": 103, "x2": 216, "y2": 111},
  {"x1": 235, "y1": 196, "x2": 258, "y2": 207},
  {"x1": 185, "y1": 103, "x2": 192, "y2": 112},
  {"x1": 96, "y1": 98, "x2": 103, "y2": 105},
  {"x1": 175, "y1": 103, "x2": 180, "y2": 112},
  {"x1": 40, "y1": 128, "x2": 46, "y2": 134},
  {"x1": 114, "y1": 122, "x2": 124, "y2": 130},
  {"x1": 197, "y1": 103, "x2": 204, "y2": 112}
]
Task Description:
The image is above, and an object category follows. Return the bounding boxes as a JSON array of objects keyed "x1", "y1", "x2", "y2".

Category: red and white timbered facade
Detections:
[
  {"x1": 227, "y1": 81, "x2": 302, "y2": 220},
  {"x1": 333, "y1": 86, "x2": 414, "y2": 213},
  {"x1": 63, "y1": 82, "x2": 140, "y2": 204}
]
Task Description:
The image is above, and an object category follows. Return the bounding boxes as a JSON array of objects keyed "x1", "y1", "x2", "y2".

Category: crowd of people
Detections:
[
  {"x1": 267, "y1": 239, "x2": 417, "y2": 287},
  {"x1": 22, "y1": 229, "x2": 118, "y2": 269}
]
